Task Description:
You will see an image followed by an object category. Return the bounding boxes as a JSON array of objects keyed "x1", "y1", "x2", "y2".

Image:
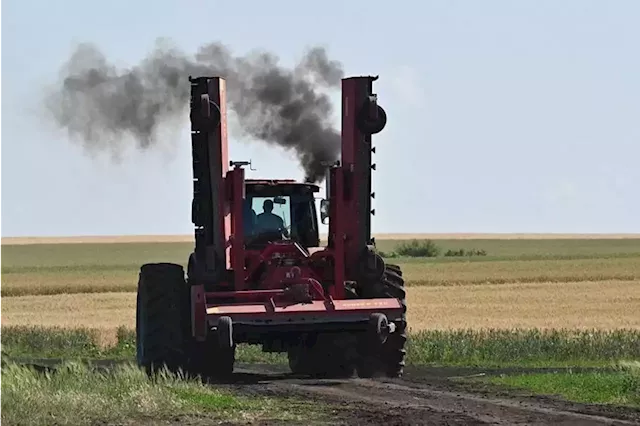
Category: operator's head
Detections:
[{"x1": 263, "y1": 199, "x2": 274, "y2": 213}]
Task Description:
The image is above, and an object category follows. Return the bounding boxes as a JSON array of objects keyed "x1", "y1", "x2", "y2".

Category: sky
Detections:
[{"x1": 1, "y1": 0, "x2": 639, "y2": 237}]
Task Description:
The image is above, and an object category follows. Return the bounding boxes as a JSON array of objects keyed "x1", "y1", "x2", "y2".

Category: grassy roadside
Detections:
[
  {"x1": 1, "y1": 361, "x2": 329, "y2": 426},
  {"x1": 0, "y1": 326, "x2": 285, "y2": 363},
  {"x1": 406, "y1": 328, "x2": 640, "y2": 367},
  {"x1": 4, "y1": 326, "x2": 639, "y2": 368},
  {"x1": 3, "y1": 326, "x2": 639, "y2": 423},
  {"x1": 484, "y1": 362, "x2": 640, "y2": 408}
]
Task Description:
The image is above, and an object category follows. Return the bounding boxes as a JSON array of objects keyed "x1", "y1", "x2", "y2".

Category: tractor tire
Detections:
[
  {"x1": 136, "y1": 263, "x2": 190, "y2": 375},
  {"x1": 356, "y1": 264, "x2": 407, "y2": 378},
  {"x1": 385, "y1": 263, "x2": 403, "y2": 277},
  {"x1": 380, "y1": 265, "x2": 408, "y2": 378}
]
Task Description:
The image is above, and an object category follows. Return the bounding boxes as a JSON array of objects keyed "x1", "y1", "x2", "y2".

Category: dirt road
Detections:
[
  {"x1": 10, "y1": 360, "x2": 640, "y2": 425},
  {"x1": 222, "y1": 364, "x2": 640, "y2": 426}
]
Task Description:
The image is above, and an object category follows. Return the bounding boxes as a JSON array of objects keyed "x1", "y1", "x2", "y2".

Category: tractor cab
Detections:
[{"x1": 243, "y1": 179, "x2": 321, "y2": 249}]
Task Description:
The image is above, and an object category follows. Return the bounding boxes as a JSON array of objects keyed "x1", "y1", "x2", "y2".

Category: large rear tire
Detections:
[{"x1": 136, "y1": 263, "x2": 190, "y2": 375}]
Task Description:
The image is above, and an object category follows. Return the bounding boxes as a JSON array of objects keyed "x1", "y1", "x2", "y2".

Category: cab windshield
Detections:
[{"x1": 242, "y1": 193, "x2": 317, "y2": 245}]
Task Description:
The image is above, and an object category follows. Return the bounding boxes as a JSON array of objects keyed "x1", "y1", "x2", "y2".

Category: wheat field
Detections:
[
  {"x1": 2, "y1": 280, "x2": 639, "y2": 332},
  {"x1": 2, "y1": 234, "x2": 639, "y2": 334}
]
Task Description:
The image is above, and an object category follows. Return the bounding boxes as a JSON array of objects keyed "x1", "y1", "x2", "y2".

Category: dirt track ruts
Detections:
[
  {"x1": 226, "y1": 364, "x2": 640, "y2": 425},
  {"x1": 11, "y1": 359, "x2": 639, "y2": 425}
]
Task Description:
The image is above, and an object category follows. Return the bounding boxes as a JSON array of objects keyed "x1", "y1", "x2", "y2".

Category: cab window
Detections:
[{"x1": 250, "y1": 196, "x2": 290, "y2": 232}]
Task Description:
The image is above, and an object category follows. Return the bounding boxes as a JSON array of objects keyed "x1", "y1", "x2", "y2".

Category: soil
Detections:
[
  {"x1": 216, "y1": 364, "x2": 640, "y2": 425},
  {"x1": 10, "y1": 360, "x2": 640, "y2": 425}
]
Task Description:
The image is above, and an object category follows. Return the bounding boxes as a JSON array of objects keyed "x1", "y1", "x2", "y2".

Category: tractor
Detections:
[{"x1": 135, "y1": 75, "x2": 407, "y2": 379}]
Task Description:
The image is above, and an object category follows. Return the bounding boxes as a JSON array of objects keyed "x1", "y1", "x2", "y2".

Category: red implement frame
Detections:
[
  {"x1": 193, "y1": 280, "x2": 403, "y2": 337},
  {"x1": 190, "y1": 76, "x2": 400, "y2": 340}
]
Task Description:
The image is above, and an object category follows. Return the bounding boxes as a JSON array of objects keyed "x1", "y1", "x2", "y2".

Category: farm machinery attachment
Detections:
[{"x1": 135, "y1": 75, "x2": 407, "y2": 379}]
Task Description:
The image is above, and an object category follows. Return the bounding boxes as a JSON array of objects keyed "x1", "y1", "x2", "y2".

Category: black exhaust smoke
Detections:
[{"x1": 45, "y1": 40, "x2": 344, "y2": 183}]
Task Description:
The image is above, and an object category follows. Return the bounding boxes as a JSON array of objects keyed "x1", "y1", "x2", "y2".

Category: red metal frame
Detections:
[
  {"x1": 190, "y1": 77, "x2": 231, "y2": 273},
  {"x1": 330, "y1": 166, "x2": 346, "y2": 299},
  {"x1": 206, "y1": 299, "x2": 402, "y2": 322},
  {"x1": 190, "y1": 76, "x2": 398, "y2": 339},
  {"x1": 339, "y1": 77, "x2": 377, "y2": 276},
  {"x1": 216, "y1": 80, "x2": 232, "y2": 270},
  {"x1": 227, "y1": 165, "x2": 246, "y2": 290}
]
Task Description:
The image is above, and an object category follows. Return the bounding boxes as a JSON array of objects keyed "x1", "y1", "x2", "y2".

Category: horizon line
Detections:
[{"x1": 2, "y1": 232, "x2": 640, "y2": 245}]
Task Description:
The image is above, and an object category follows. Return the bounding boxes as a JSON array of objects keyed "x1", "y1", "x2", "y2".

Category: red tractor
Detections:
[{"x1": 135, "y1": 75, "x2": 407, "y2": 379}]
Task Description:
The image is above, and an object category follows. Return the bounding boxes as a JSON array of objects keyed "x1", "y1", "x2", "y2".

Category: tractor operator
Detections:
[{"x1": 255, "y1": 199, "x2": 285, "y2": 233}]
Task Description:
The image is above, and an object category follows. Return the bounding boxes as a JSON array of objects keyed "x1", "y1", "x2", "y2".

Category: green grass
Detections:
[
  {"x1": 487, "y1": 362, "x2": 640, "y2": 407},
  {"x1": 392, "y1": 239, "x2": 442, "y2": 257},
  {"x1": 1, "y1": 326, "x2": 136, "y2": 360},
  {"x1": 377, "y1": 238, "x2": 640, "y2": 258},
  {"x1": 4, "y1": 239, "x2": 640, "y2": 270},
  {"x1": 1, "y1": 361, "x2": 326, "y2": 426},
  {"x1": 397, "y1": 256, "x2": 640, "y2": 286},
  {"x1": 1, "y1": 325, "x2": 287, "y2": 364},
  {"x1": 1, "y1": 242, "x2": 192, "y2": 270},
  {"x1": 3, "y1": 239, "x2": 640, "y2": 296},
  {"x1": 406, "y1": 329, "x2": 640, "y2": 367},
  {"x1": 4, "y1": 326, "x2": 639, "y2": 369}
]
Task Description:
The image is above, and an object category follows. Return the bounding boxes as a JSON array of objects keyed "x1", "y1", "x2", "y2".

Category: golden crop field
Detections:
[
  {"x1": 3, "y1": 280, "x2": 639, "y2": 332},
  {"x1": 2, "y1": 234, "x2": 640, "y2": 335}
]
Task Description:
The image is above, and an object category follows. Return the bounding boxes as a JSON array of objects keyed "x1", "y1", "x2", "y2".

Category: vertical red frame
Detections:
[
  {"x1": 206, "y1": 78, "x2": 231, "y2": 270},
  {"x1": 333, "y1": 77, "x2": 377, "y2": 286},
  {"x1": 228, "y1": 166, "x2": 247, "y2": 290}
]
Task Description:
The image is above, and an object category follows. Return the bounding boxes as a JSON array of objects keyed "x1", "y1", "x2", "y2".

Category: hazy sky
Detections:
[{"x1": 2, "y1": 0, "x2": 639, "y2": 237}]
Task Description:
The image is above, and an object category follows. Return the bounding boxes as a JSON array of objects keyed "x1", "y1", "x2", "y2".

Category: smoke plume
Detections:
[{"x1": 45, "y1": 39, "x2": 344, "y2": 183}]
